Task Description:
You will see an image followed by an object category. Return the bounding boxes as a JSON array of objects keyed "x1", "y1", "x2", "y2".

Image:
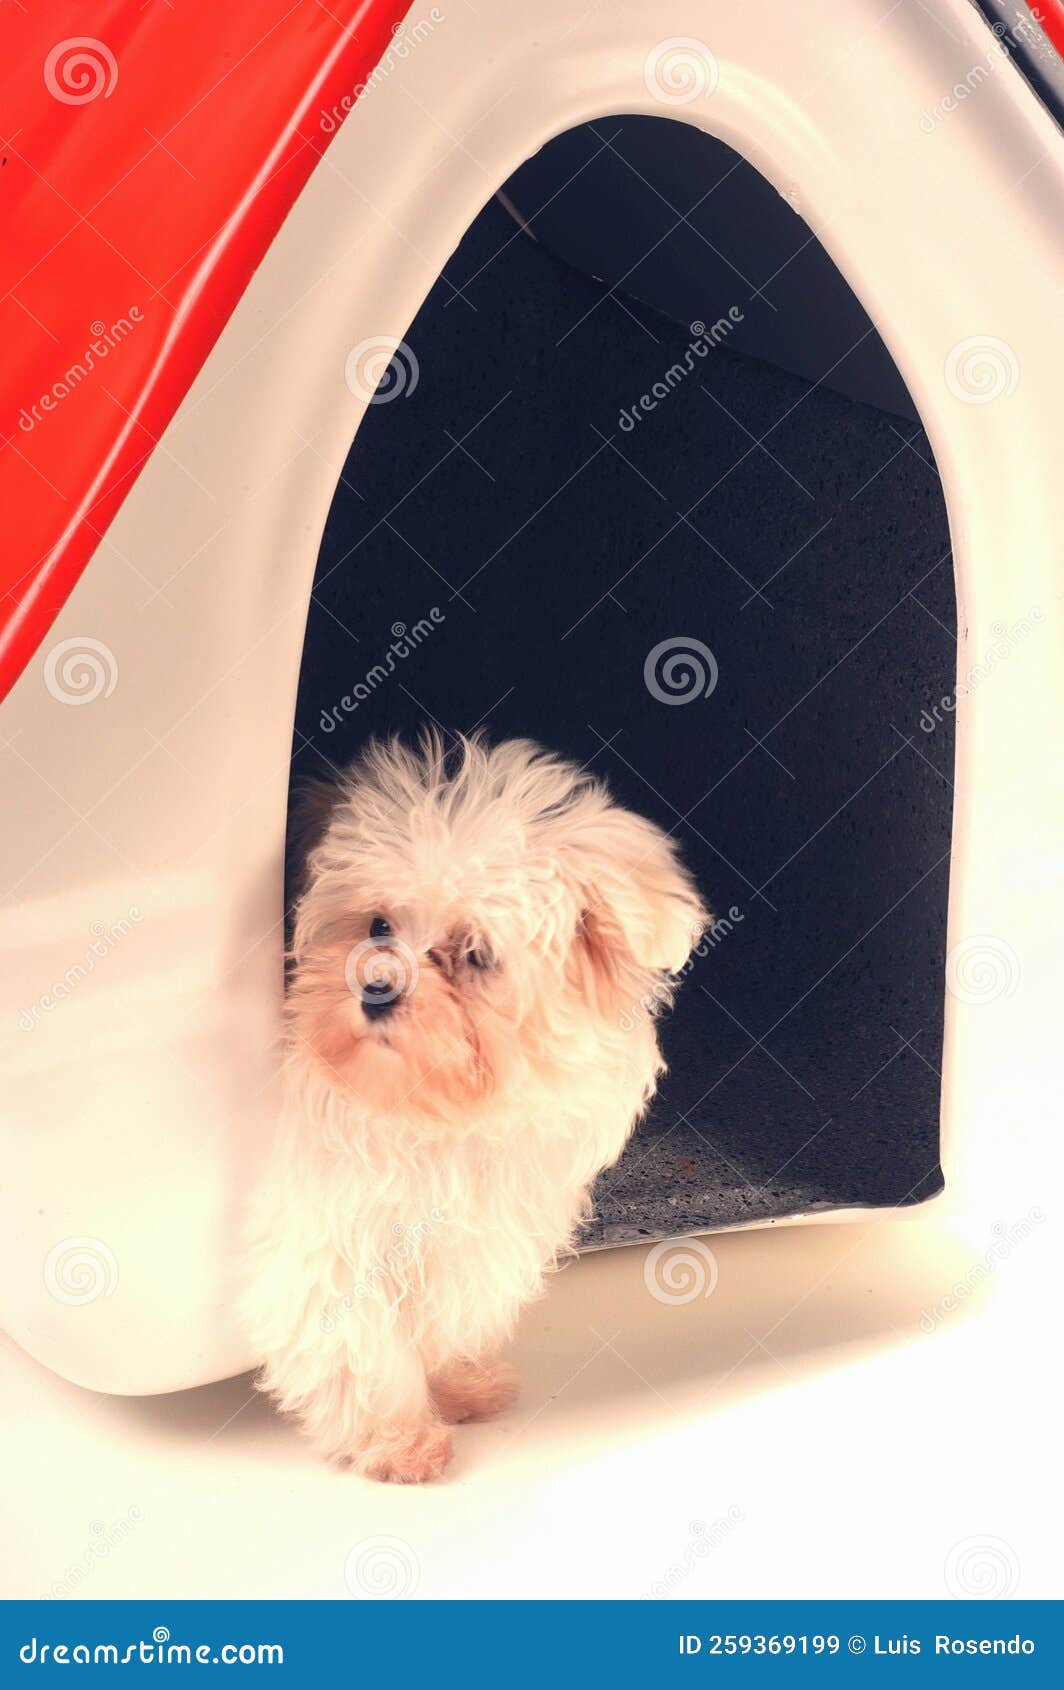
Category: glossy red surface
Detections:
[
  {"x1": 0, "y1": 1, "x2": 407, "y2": 702},
  {"x1": 1028, "y1": 2, "x2": 1064, "y2": 57}
]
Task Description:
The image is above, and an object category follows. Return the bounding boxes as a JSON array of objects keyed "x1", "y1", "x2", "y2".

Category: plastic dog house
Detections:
[{"x1": 1, "y1": 0, "x2": 1061, "y2": 1397}]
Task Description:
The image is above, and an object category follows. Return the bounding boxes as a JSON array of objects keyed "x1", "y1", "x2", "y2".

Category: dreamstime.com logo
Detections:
[
  {"x1": 944, "y1": 1535, "x2": 1021, "y2": 1599},
  {"x1": 44, "y1": 37, "x2": 118, "y2": 104},
  {"x1": 945, "y1": 934, "x2": 1020, "y2": 1006},
  {"x1": 17, "y1": 309, "x2": 143, "y2": 434},
  {"x1": 43, "y1": 1237, "x2": 119, "y2": 1306},
  {"x1": 319, "y1": 610, "x2": 445, "y2": 734},
  {"x1": 618, "y1": 313, "x2": 744, "y2": 431},
  {"x1": 918, "y1": 11, "x2": 1046, "y2": 133},
  {"x1": 345, "y1": 336, "x2": 419, "y2": 404},
  {"x1": 920, "y1": 608, "x2": 1043, "y2": 734},
  {"x1": 43, "y1": 636, "x2": 118, "y2": 705},
  {"x1": 643, "y1": 1237, "x2": 719, "y2": 1304},
  {"x1": 344, "y1": 936, "x2": 421, "y2": 1006},
  {"x1": 320, "y1": 1211, "x2": 444, "y2": 1333},
  {"x1": 644, "y1": 37, "x2": 719, "y2": 105},
  {"x1": 919, "y1": 1208, "x2": 1044, "y2": 1333},
  {"x1": 42, "y1": 1509, "x2": 145, "y2": 1600},
  {"x1": 344, "y1": 1535, "x2": 421, "y2": 1598},
  {"x1": 645, "y1": 636, "x2": 718, "y2": 705},
  {"x1": 621, "y1": 906, "x2": 744, "y2": 1032},
  {"x1": 19, "y1": 1628, "x2": 283, "y2": 1666},
  {"x1": 644, "y1": 1510, "x2": 745, "y2": 1597},
  {"x1": 918, "y1": 34, "x2": 1010, "y2": 133},
  {"x1": 319, "y1": 10, "x2": 445, "y2": 131},
  {"x1": 944, "y1": 336, "x2": 1019, "y2": 404},
  {"x1": 17, "y1": 907, "x2": 143, "y2": 1030}
]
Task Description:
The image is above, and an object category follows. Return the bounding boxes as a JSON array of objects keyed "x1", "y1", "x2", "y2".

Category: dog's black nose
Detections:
[{"x1": 361, "y1": 981, "x2": 398, "y2": 1021}]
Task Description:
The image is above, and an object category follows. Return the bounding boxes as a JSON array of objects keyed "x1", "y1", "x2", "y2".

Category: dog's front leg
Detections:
[
  {"x1": 246, "y1": 1239, "x2": 453, "y2": 1483},
  {"x1": 269, "y1": 1316, "x2": 452, "y2": 1483},
  {"x1": 342, "y1": 1338, "x2": 454, "y2": 1484}
]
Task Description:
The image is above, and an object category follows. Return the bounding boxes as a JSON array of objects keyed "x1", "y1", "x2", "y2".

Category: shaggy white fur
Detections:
[{"x1": 241, "y1": 732, "x2": 707, "y2": 1482}]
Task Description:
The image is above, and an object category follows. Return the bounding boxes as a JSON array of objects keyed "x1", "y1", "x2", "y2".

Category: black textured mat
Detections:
[{"x1": 290, "y1": 188, "x2": 951, "y2": 1245}]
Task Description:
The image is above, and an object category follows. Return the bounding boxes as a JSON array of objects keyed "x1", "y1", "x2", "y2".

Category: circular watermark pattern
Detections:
[
  {"x1": 152, "y1": 1628, "x2": 170, "y2": 1645},
  {"x1": 43, "y1": 1236, "x2": 119, "y2": 1305},
  {"x1": 944, "y1": 337, "x2": 1019, "y2": 405},
  {"x1": 643, "y1": 37, "x2": 719, "y2": 105},
  {"x1": 43, "y1": 636, "x2": 118, "y2": 705},
  {"x1": 344, "y1": 937, "x2": 420, "y2": 1005},
  {"x1": 944, "y1": 1535, "x2": 1020, "y2": 1598},
  {"x1": 945, "y1": 935, "x2": 1020, "y2": 1006},
  {"x1": 644, "y1": 636, "x2": 718, "y2": 705},
  {"x1": 44, "y1": 39, "x2": 118, "y2": 105},
  {"x1": 644, "y1": 1238, "x2": 719, "y2": 1304},
  {"x1": 344, "y1": 1535, "x2": 420, "y2": 1598},
  {"x1": 345, "y1": 337, "x2": 419, "y2": 404}
]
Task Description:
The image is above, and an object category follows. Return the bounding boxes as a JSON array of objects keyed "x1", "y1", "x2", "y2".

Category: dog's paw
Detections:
[
  {"x1": 432, "y1": 1360, "x2": 519, "y2": 1424},
  {"x1": 360, "y1": 1425, "x2": 454, "y2": 1485}
]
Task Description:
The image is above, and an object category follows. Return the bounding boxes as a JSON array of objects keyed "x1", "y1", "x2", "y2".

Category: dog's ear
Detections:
[{"x1": 565, "y1": 806, "x2": 708, "y2": 1013}]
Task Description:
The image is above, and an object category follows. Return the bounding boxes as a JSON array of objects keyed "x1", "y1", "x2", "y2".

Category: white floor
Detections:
[{"x1": 2, "y1": 1208, "x2": 1056, "y2": 1602}]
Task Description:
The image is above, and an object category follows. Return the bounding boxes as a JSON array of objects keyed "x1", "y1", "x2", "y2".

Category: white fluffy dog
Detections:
[{"x1": 242, "y1": 732, "x2": 707, "y2": 1482}]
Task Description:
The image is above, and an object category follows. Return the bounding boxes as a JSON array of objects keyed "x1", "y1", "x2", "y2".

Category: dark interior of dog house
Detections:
[{"x1": 288, "y1": 116, "x2": 953, "y2": 1246}]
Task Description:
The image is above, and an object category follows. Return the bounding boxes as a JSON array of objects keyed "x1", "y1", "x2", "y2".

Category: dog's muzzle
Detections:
[{"x1": 361, "y1": 981, "x2": 399, "y2": 1022}]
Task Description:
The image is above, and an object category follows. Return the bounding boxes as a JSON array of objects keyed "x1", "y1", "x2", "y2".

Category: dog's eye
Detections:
[
  {"x1": 369, "y1": 915, "x2": 392, "y2": 940},
  {"x1": 467, "y1": 947, "x2": 492, "y2": 970}
]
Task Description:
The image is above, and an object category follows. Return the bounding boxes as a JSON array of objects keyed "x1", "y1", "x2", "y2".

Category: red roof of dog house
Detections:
[
  {"x1": 0, "y1": 1, "x2": 406, "y2": 703},
  {"x1": 1034, "y1": 1, "x2": 1064, "y2": 55}
]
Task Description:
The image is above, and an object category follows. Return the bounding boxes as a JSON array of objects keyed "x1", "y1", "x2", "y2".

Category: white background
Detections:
[{"x1": 2, "y1": 1208, "x2": 1055, "y2": 1602}]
